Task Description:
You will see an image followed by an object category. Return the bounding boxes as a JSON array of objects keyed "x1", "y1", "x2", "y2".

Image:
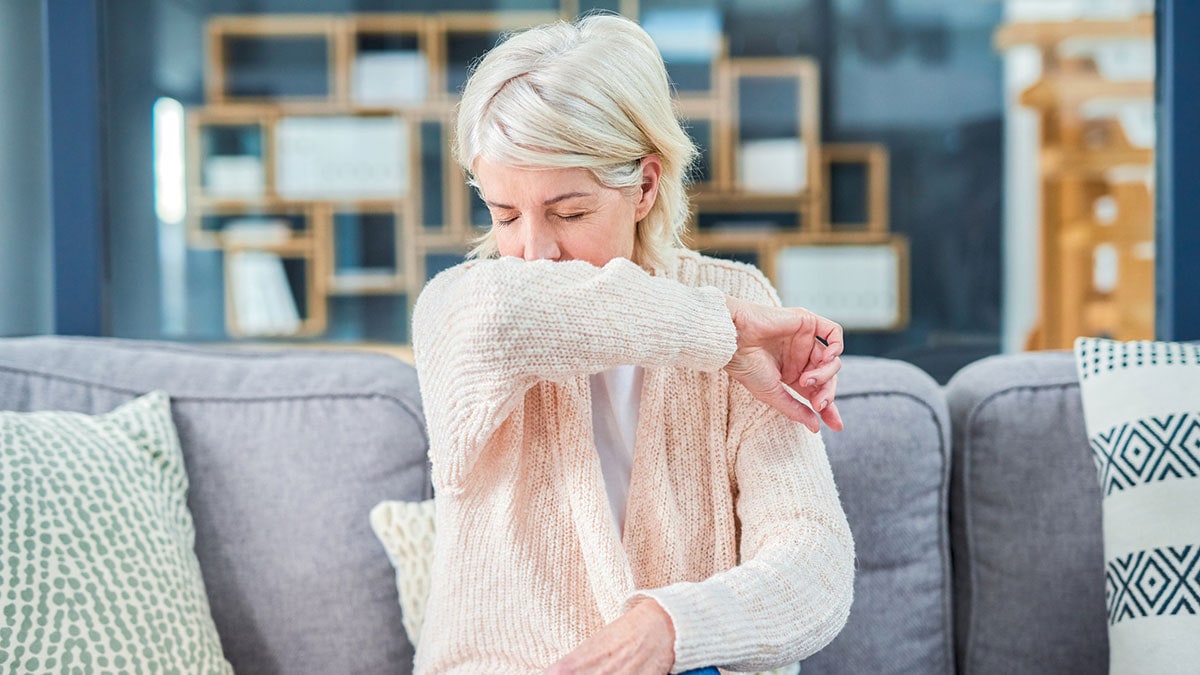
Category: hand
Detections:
[
  {"x1": 723, "y1": 296, "x2": 845, "y2": 433},
  {"x1": 544, "y1": 598, "x2": 675, "y2": 675}
]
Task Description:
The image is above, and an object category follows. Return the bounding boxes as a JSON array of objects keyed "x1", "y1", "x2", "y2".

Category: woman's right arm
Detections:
[{"x1": 411, "y1": 256, "x2": 737, "y2": 490}]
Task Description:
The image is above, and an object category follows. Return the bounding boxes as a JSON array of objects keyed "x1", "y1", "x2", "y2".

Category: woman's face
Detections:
[{"x1": 474, "y1": 156, "x2": 661, "y2": 267}]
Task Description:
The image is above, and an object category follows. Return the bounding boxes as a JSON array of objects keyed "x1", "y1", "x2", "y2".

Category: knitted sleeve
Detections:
[
  {"x1": 627, "y1": 407, "x2": 855, "y2": 672},
  {"x1": 621, "y1": 257, "x2": 855, "y2": 672},
  {"x1": 411, "y1": 256, "x2": 738, "y2": 491}
]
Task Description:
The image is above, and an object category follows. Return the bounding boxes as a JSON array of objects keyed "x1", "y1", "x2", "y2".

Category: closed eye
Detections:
[
  {"x1": 493, "y1": 216, "x2": 517, "y2": 227},
  {"x1": 558, "y1": 213, "x2": 586, "y2": 221}
]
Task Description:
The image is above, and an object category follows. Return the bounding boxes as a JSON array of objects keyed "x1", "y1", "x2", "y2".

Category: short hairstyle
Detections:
[{"x1": 453, "y1": 13, "x2": 697, "y2": 271}]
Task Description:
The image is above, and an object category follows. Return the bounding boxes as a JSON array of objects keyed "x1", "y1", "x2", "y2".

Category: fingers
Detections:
[
  {"x1": 798, "y1": 356, "x2": 841, "y2": 390},
  {"x1": 760, "y1": 382, "x2": 821, "y2": 433},
  {"x1": 806, "y1": 374, "x2": 838, "y2": 413},
  {"x1": 795, "y1": 374, "x2": 841, "y2": 432},
  {"x1": 820, "y1": 401, "x2": 844, "y2": 432},
  {"x1": 814, "y1": 315, "x2": 845, "y2": 360}
]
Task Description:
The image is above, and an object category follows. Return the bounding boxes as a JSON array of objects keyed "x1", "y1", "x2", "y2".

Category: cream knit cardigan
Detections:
[{"x1": 411, "y1": 249, "x2": 855, "y2": 675}]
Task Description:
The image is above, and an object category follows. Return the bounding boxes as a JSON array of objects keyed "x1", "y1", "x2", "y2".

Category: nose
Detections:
[{"x1": 520, "y1": 218, "x2": 561, "y2": 262}]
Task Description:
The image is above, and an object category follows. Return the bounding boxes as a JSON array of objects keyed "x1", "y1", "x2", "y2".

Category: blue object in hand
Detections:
[{"x1": 679, "y1": 669, "x2": 721, "y2": 675}]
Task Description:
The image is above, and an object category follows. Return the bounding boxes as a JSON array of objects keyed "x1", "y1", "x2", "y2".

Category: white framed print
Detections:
[{"x1": 775, "y1": 240, "x2": 909, "y2": 331}]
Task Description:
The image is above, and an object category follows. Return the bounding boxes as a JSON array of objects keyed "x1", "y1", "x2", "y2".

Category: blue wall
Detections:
[
  {"x1": 1156, "y1": 0, "x2": 1200, "y2": 341},
  {"x1": 44, "y1": 0, "x2": 106, "y2": 336},
  {"x1": 0, "y1": 1, "x2": 52, "y2": 336}
]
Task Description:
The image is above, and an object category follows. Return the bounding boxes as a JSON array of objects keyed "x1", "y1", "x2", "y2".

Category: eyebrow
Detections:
[{"x1": 483, "y1": 191, "x2": 595, "y2": 210}]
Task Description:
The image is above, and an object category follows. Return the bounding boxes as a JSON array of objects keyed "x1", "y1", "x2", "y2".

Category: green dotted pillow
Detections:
[{"x1": 0, "y1": 391, "x2": 233, "y2": 674}]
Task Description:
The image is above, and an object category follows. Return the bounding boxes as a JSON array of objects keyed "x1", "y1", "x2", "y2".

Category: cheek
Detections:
[
  {"x1": 493, "y1": 228, "x2": 519, "y2": 257},
  {"x1": 492, "y1": 228, "x2": 516, "y2": 254},
  {"x1": 566, "y1": 222, "x2": 635, "y2": 265}
]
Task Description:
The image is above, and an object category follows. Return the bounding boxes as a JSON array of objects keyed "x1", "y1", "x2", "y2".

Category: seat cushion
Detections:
[
  {"x1": 0, "y1": 336, "x2": 429, "y2": 675},
  {"x1": 803, "y1": 356, "x2": 954, "y2": 675},
  {"x1": 947, "y1": 352, "x2": 1107, "y2": 675}
]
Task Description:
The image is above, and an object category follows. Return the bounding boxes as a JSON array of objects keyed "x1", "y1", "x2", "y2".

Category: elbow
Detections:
[
  {"x1": 769, "y1": 535, "x2": 856, "y2": 666},
  {"x1": 800, "y1": 539, "x2": 856, "y2": 659}
]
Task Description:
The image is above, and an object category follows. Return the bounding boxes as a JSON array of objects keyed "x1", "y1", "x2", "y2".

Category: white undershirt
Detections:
[{"x1": 588, "y1": 365, "x2": 644, "y2": 536}]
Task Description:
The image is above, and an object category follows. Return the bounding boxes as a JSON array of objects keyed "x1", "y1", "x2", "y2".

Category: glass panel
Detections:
[
  {"x1": 829, "y1": 162, "x2": 868, "y2": 229},
  {"x1": 697, "y1": 210, "x2": 799, "y2": 232},
  {"x1": 421, "y1": 121, "x2": 445, "y2": 229},
  {"x1": 738, "y1": 77, "x2": 799, "y2": 141},
  {"x1": 468, "y1": 189, "x2": 491, "y2": 231},
  {"x1": 681, "y1": 118, "x2": 713, "y2": 185},
  {"x1": 333, "y1": 212, "x2": 398, "y2": 276},
  {"x1": 426, "y1": 252, "x2": 467, "y2": 282},
  {"x1": 446, "y1": 33, "x2": 503, "y2": 96},
  {"x1": 223, "y1": 36, "x2": 329, "y2": 99},
  {"x1": 328, "y1": 295, "x2": 409, "y2": 342}
]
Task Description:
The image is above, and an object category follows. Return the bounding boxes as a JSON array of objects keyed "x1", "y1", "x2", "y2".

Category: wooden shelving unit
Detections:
[
  {"x1": 997, "y1": 16, "x2": 1155, "y2": 349},
  {"x1": 188, "y1": 6, "x2": 906, "y2": 339}
]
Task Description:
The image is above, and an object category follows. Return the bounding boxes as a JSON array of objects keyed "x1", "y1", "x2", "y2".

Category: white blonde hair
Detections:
[{"x1": 453, "y1": 13, "x2": 697, "y2": 271}]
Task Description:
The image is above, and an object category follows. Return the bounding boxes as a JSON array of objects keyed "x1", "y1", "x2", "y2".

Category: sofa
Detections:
[{"x1": 0, "y1": 336, "x2": 1107, "y2": 674}]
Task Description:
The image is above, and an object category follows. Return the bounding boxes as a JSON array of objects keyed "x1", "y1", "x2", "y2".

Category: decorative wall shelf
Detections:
[{"x1": 188, "y1": 7, "x2": 904, "y2": 339}]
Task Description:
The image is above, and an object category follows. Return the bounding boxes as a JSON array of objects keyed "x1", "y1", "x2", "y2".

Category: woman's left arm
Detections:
[{"x1": 628, "y1": 407, "x2": 856, "y2": 673}]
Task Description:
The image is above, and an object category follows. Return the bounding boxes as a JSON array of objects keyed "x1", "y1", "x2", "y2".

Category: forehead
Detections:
[{"x1": 473, "y1": 159, "x2": 602, "y2": 199}]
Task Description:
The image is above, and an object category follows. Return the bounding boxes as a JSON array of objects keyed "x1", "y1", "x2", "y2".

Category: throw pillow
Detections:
[
  {"x1": 0, "y1": 391, "x2": 233, "y2": 674},
  {"x1": 370, "y1": 499, "x2": 437, "y2": 648},
  {"x1": 1074, "y1": 337, "x2": 1200, "y2": 675}
]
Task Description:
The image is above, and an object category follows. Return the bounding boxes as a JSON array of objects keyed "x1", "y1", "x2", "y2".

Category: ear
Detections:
[{"x1": 634, "y1": 155, "x2": 663, "y2": 222}]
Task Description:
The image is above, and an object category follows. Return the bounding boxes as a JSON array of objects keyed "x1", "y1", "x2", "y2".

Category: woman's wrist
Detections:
[{"x1": 629, "y1": 596, "x2": 677, "y2": 665}]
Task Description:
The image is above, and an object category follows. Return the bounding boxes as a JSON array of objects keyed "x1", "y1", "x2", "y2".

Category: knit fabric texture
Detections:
[{"x1": 411, "y1": 250, "x2": 856, "y2": 674}]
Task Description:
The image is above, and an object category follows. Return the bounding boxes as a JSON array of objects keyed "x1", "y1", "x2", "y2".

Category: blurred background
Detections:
[{"x1": 1, "y1": 0, "x2": 1189, "y2": 383}]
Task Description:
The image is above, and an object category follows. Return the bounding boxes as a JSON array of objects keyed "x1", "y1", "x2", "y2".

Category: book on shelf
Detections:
[
  {"x1": 204, "y1": 156, "x2": 264, "y2": 197},
  {"x1": 353, "y1": 51, "x2": 429, "y2": 105},
  {"x1": 228, "y1": 250, "x2": 302, "y2": 336},
  {"x1": 738, "y1": 138, "x2": 807, "y2": 193}
]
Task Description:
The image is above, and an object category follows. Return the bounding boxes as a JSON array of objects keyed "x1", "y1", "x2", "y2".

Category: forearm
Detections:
[
  {"x1": 414, "y1": 257, "x2": 736, "y2": 379},
  {"x1": 627, "y1": 409, "x2": 855, "y2": 672},
  {"x1": 628, "y1": 539, "x2": 853, "y2": 673},
  {"x1": 412, "y1": 257, "x2": 738, "y2": 489}
]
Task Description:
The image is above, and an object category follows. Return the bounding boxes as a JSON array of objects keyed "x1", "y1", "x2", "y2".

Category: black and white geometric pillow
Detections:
[{"x1": 1075, "y1": 337, "x2": 1200, "y2": 675}]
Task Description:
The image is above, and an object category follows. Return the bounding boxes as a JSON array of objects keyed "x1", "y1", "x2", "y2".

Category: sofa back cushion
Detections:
[
  {"x1": 806, "y1": 356, "x2": 954, "y2": 675},
  {"x1": 0, "y1": 337, "x2": 429, "y2": 675},
  {"x1": 947, "y1": 352, "x2": 1107, "y2": 675}
]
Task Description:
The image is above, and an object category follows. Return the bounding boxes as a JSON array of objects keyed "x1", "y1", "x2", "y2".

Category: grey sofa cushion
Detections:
[
  {"x1": 946, "y1": 352, "x2": 1107, "y2": 675},
  {"x1": 0, "y1": 336, "x2": 429, "y2": 675},
  {"x1": 805, "y1": 356, "x2": 954, "y2": 675}
]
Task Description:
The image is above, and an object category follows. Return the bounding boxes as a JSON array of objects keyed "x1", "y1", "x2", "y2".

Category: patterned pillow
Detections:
[
  {"x1": 1074, "y1": 338, "x2": 1200, "y2": 675},
  {"x1": 370, "y1": 499, "x2": 437, "y2": 648},
  {"x1": 0, "y1": 392, "x2": 233, "y2": 674}
]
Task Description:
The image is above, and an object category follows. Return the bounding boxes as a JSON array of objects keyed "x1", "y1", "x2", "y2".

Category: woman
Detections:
[{"x1": 411, "y1": 13, "x2": 855, "y2": 675}]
